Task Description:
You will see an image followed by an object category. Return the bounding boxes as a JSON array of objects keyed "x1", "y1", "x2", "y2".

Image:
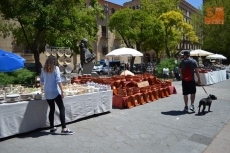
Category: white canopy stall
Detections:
[
  {"x1": 190, "y1": 49, "x2": 214, "y2": 56},
  {"x1": 106, "y1": 47, "x2": 143, "y2": 57},
  {"x1": 206, "y1": 54, "x2": 227, "y2": 60},
  {"x1": 105, "y1": 48, "x2": 143, "y2": 75}
]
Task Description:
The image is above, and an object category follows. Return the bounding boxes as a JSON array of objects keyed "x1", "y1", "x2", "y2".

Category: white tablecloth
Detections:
[
  {"x1": 194, "y1": 70, "x2": 227, "y2": 85},
  {"x1": 0, "y1": 90, "x2": 112, "y2": 139}
]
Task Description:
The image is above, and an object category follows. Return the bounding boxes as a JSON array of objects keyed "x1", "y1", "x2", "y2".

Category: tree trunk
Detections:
[
  {"x1": 155, "y1": 50, "x2": 160, "y2": 63},
  {"x1": 34, "y1": 51, "x2": 41, "y2": 75},
  {"x1": 164, "y1": 27, "x2": 171, "y2": 58},
  {"x1": 32, "y1": 31, "x2": 42, "y2": 75},
  {"x1": 129, "y1": 43, "x2": 141, "y2": 72},
  {"x1": 130, "y1": 56, "x2": 135, "y2": 72},
  {"x1": 165, "y1": 37, "x2": 170, "y2": 58}
]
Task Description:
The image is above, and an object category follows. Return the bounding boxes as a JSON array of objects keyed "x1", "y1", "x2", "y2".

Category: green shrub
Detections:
[
  {"x1": 156, "y1": 58, "x2": 177, "y2": 75},
  {"x1": 0, "y1": 73, "x2": 16, "y2": 85},
  {"x1": 12, "y1": 69, "x2": 36, "y2": 85},
  {"x1": 0, "y1": 69, "x2": 36, "y2": 85}
]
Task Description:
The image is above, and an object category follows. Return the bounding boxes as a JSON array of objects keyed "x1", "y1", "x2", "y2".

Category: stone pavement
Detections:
[
  {"x1": 204, "y1": 120, "x2": 230, "y2": 153},
  {"x1": 0, "y1": 79, "x2": 230, "y2": 153}
]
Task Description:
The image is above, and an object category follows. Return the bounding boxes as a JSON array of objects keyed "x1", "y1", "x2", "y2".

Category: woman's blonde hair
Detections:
[{"x1": 43, "y1": 56, "x2": 58, "y2": 73}]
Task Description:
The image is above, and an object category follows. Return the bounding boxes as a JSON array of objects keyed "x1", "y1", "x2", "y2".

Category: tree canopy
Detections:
[
  {"x1": 159, "y1": 11, "x2": 198, "y2": 57},
  {"x1": 109, "y1": 0, "x2": 198, "y2": 61},
  {"x1": 109, "y1": 8, "x2": 165, "y2": 69},
  {"x1": 0, "y1": 0, "x2": 103, "y2": 74},
  {"x1": 202, "y1": 0, "x2": 230, "y2": 61},
  {"x1": 141, "y1": 0, "x2": 181, "y2": 16},
  {"x1": 190, "y1": 0, "x2": 230, "y2": 63}
]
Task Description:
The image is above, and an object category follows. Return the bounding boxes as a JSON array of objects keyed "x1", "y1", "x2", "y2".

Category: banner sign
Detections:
[{"x1": 204, "y1": 7, "x2": 224, "y2": 24}]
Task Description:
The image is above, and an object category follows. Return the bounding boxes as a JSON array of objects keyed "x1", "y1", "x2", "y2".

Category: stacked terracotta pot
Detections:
[{"x1": 71, "y1": 73, "x2": 173, "y2": 109}]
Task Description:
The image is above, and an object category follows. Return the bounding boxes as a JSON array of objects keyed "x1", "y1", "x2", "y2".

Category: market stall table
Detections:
[
  {"x1": 194, "y1": 69, "x2": 226, "y2": 85},
  {"x1": 0, "y1": 90, "x2": 112, "y2": 139}
]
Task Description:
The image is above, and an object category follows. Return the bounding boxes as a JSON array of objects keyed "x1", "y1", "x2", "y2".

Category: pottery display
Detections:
[
  {"x1": 52, "y1": 49, "x2": 57, "y2": 56},
  {"x1": 65, "y1": 65, "x2": 73, "y2": 73},
  {"x1": 45, "y1": 48, "x2": 51, "y2": 56},
  {"x1": 65, "y1": 48, "x2": 71, "y2": 57},
  {"x1": 64, "y1": 57, "x2": 71, "y2": 65},
  {"x1": 21, "y1": 93, "x2": 34, "y2": 101},
  {"x1": 34, "y1": 93, "x2": 42, "y2": 100},
  {"x1": 59, "y1": 65, "x2": 65, "y2": 74},
  {"x1": 57, "y1": 49, "x2": 64, "y2": 57},
  {"x1": 61, "y1": 74, "x2": 66, "y2": 82},
  {"x1": 58, "y1": 56, "x2": 65, "y2": 65},
  {"x1": 65, "y1": 73, "x2": 72, "y2": 81},
  {"x1": 5, "y1": 94, "x2": 20, "y2": 103},
  {"x1": 0, "y1": 95, "x2": 4, "y2": 104}
]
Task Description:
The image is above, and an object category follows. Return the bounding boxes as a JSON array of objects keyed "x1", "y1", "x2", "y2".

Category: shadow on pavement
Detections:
[
  {"x1": 17, "y1": 130, "x2": 67, "y2": 138},
  {"x1": 161, "y1": 110, "x2": 188, "y2": 116},
  {"x1": 195, "y1": 111, "x2": 212, "y2": 116},
  {"x1": 17, "y1": 130, "x2": 51, "y2": 138}
]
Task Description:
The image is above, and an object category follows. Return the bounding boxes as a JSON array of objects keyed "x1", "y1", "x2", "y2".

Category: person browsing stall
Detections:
[
  {"x1": 179, "y1": 51, "x2": 201, "y2": 112},
  {"x1": 40, "y1": 56, "x2": 73, "y2": 135}
]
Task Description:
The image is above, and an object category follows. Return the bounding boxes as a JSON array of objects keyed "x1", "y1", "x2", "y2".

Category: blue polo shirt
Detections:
[{"x1": 40, "y1": 66, "x2": 62, "y2": 99}]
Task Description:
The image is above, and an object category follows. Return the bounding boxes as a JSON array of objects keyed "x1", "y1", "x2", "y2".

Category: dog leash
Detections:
[{"x1": 201, "y1": 85, "x2": 209, "y2": 95}]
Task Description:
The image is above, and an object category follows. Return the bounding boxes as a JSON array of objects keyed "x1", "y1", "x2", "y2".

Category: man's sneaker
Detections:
[
  {"x1": 184, "y1": 106, "x2": 188, "y2": 112},
  {"x1": 190, "y1": 105, "x2": 195, "y2": 112},
  {"x1": 61, "y1": 129, "x2": 74, "y2": 135},
  {"x1": 50, "y1": 127, "x2": 58, "y2": 132}
]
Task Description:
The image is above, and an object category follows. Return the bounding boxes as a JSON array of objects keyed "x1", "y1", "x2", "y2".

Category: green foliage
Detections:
[
  {"x1": 190, "y1": 9, "x2": 203, "y2": 46},
  {"x1": 201, "y1": 0, "x2": 230, "y2": 62},
  {"x1": 0, "y1": 73, "x2": 16, "y2": 85},
  {"x1": 156, "y1": 58, "x2": 176, "y2": 74},
  {"x1": 0, "y1": 0, "x2": 104, "y2": 74},
  {"x1": 109, "y1": 0, "x2": 197, "y2": 60},
  {"x1": 12, "y1": 69, "x2": 36, "y2": 85},
  {"x1": 109, "y1": 8, "x2": 165, "y2": 70},
  {"x1": 0, "y1": 69, "x2": 35, "y2": 85},
  {"x1": 159, "y1": 11, "x2": 198, "y2": 57},
  {"x1": 141, "y1": 0, "x2": 181, "y2": 16},
  {"x1": 109, "y1": 8, "x2": 165, "y2": 53},
  {"x1": 0, "y1": 15, "x2": 14, "y2": 38},
  {"x1": 109, "y1": 8, "x2": 135, "y2": 48},
  {"x1": 190, "y1": 0, "x2": 230, "y2": 63}
]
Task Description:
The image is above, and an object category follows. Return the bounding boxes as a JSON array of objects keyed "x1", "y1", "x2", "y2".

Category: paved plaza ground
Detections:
[{"x1": 0, "y1": 79, "x2": 230, "y2": 153}]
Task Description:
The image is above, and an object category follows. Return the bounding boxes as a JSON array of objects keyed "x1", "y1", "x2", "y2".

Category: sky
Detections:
[{"x1": 107, "y1": 0, "x2": 203, "y2": 9}]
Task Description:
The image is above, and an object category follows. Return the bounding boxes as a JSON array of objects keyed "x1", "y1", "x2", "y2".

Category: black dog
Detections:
[{"x1": 198, "y1": 94, "x2": 217, "y2": 114}]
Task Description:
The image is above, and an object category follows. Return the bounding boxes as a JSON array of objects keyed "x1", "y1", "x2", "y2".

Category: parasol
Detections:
[{"x1": 0, "y1": 49, "x2": 25, "y2": 72}]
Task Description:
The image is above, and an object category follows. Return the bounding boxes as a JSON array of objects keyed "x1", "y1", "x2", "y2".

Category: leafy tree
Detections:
[
  {"x1": 0, "y1": 69, "x2": 35, "y2": 85},
  {"x1": 156, "y1": 58, "x2": 176, "y2": 75},
  {"x1": 109, "y1": 8, "x2": 165, "y2": 70},
  {"x1": 141, "y1": 0, "x2": 181, "y2": 17},
  {"x1": 0, "y1": 15, "x2": 14, "y2": 38},
  {"x1": 201, "y1": 0, "x2": 230, "y2": 62},
  {"x1": 109, "y1": 8, "x2": 135, "y2": 49},
  {"x1": 190, "y1": 9, "x2": 203, "y2": 49},
  {"x1": 159, "y1": 11, "x2": 198, "y2": 57},
  {"x1": 140, "y1": 0, "x2": 182, "y2": 60},
  {"x1": 141, "y1": 19, "x2": 165, "y2": 63},
  {"x1": 0, "y1": 0, "x2": 103, "y2": 74}
]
